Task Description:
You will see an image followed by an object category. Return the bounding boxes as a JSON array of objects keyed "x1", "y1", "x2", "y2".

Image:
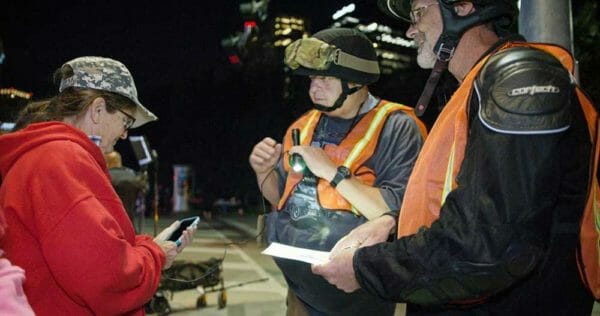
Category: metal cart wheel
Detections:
[
  {"x1": 196, "y1": 294, "x2": 207, "y2": 308},
  {"x1": 218, "y1": 290, "x2": 227, "y2": 309},
  {"x1": 150, "y1": 295, "x2": 171, "y2": 316}
]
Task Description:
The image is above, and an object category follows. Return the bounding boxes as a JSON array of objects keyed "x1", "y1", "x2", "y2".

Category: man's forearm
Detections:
[
  {"x1": 335, "y1": 178, "x2": 391, "y2": 220},
  {"x1": 256, "y1": 171, "x2": 280, "y2": 207}
]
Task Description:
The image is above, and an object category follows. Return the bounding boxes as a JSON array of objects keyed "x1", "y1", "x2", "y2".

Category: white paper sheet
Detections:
[{"x1": 261, "y1": 242, "x2": 330, "y2": 265}]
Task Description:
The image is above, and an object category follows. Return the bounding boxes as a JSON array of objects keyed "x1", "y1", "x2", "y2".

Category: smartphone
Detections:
[{"x1": 168, "y1": 216, "x2": 200, "y2": 247}]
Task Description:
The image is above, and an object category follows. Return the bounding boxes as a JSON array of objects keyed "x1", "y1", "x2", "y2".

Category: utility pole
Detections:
[
  {"x1": 519, "y1": 0, "x2": 576, "y2": 78},
  {"x1": 518, "y1": 0, "x2": 574, "y2": 54}
]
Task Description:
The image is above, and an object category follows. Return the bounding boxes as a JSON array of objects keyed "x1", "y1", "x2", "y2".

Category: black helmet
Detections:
[
  {"x1": 285, "y1": 28, "x2": 380, "y2": 85},
  {"x1": 377, "y1": 0, "x2": 518, "y2": 60}
]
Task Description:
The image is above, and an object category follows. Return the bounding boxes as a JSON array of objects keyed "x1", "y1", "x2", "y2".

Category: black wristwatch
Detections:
[{"x1": 330, "y1": 166, "x2": 351, "y2": 188}]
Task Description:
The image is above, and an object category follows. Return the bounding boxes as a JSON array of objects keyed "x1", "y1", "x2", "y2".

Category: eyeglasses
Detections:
[
  {"x1": 409, "y1": 2, "x2": 439, "y2": 25},
  {"x1": 116, "y1": 108, "x2": 136, "y2": 130}
]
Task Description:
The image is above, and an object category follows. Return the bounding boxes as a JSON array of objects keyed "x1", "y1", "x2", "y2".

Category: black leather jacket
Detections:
[{"x1": 353, "y1": 39, "x2": 594, "y2": 315}]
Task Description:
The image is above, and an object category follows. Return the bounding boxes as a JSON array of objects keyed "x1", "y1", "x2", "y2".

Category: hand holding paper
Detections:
[{"x1": 261, "y1": 242, "x2": 330, "y2": 265}]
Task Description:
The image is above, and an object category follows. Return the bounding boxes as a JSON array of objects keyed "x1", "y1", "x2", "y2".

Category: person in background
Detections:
[
  {"x1": 313, "y1": 0, "x2": 595, "y2": 314},
  {"x1": 105, "y1": 150, "x2": 148, "y2": 232},
  {"x1": 0, "y1": 56, "x2": 196, "y2": 315},
  {"x1": 249, "y1": 28, "x2": 426, "y2": 315}
]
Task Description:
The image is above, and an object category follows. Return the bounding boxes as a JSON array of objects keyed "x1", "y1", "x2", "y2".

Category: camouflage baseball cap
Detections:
[{"x1": 58, "y1": 56, "x2": 157, "y2": 128}]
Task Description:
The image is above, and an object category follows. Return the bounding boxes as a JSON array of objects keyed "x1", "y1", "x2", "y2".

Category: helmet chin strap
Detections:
[
  {"x1": 312, "y1": 79, "x2": 361, "y2": 112},
  {"x1": 414, "y1": 1, "x2": 502, "y2": 117},
  {"x1": 414, "y1": 59, "x2": 448, "y2": 117}
]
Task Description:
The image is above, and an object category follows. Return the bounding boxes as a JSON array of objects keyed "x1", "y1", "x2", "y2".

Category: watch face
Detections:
[{"x1": 338, "y1": 166, "x2": 351, "y2": 178}]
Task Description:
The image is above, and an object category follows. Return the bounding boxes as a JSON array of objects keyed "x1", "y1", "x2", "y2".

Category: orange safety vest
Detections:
[
  {"x1": 278, "y1": 100, "x2": 427, "y2": 214},
  {"x1": 396, "y1": 41, "x2": 600, "y2": 299}
]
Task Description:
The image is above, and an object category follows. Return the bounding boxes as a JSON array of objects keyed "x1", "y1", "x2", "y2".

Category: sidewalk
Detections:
[
  {"x1": 150, "y1": 211, "x2": 287, "y2": 316},
  {"x1": 215, "y1": 213, "x2": 260, "y2": 238}
]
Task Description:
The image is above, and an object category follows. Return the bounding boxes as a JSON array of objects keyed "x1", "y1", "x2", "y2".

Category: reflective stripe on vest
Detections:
[
  {"x1": 299, "y1": 110, "x2": 320, "y2": 145},
  {"x1": 442, "y1": 141, "x2": 456, "y2": 205},
  {"x1": 344, "y1": 102, "x2": 410, "y2": 167}
]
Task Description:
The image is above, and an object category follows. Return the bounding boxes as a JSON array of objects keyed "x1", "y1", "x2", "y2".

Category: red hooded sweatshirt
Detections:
[{"x1": 0, "y1": 122, "x2": 165, "y2": 315}]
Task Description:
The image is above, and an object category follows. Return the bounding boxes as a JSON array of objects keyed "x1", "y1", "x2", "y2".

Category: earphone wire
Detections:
[{"x1": 161, "y1": 164, "x2": 277, "y2": 283}]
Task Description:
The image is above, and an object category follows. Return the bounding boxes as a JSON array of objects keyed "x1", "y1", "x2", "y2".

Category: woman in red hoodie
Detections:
[{"x1": 0, "y1": 56, "x2": 195, "y2": 315}]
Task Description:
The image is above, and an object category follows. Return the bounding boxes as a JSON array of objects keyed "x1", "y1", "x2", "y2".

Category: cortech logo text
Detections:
[{"x1": 507, "y1": 85, "x2": 560, "y2": 96}]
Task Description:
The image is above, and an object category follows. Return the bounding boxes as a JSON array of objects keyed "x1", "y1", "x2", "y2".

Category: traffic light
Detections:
[
  {"x1": 221, "y1": 18, "x2": 260, "y2": 66},
  {"x1": 221, "y1": 1, "x2": 268, "y2": 66},
  {"x1": 239, "y1": 0, "x2": 270, "y2": 22}
]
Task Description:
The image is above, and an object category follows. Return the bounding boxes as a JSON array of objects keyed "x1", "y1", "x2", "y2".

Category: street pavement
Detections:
[
  {"x1": 142, "y1": 213, "x2": 287, "y2": 316},
  {"x1": 143, "y1": 212, "x2": 600, "y2": 316}
]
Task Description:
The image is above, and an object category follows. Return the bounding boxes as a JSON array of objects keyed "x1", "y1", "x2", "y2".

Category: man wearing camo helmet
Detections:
[{"x1": 250, "y1": 28, "x2": 427, "y2": 315}]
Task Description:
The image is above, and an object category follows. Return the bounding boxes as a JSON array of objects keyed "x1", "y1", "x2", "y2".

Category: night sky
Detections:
[
  {"x1": 3, "y1": 1, "x2": 593, "y2": 206},
  {"x1": 0, "y1": 0, "x2": 417, "y2": 204}
]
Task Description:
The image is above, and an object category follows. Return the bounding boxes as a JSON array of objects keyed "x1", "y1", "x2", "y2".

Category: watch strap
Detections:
[{"x1": 330, "y1": 166, "x2": 351, "y2": 188}]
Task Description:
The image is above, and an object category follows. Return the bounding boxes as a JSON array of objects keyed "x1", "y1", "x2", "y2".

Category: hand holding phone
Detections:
[{"x1": 168, "y1": 216, "x2": 200, "y2": 247}]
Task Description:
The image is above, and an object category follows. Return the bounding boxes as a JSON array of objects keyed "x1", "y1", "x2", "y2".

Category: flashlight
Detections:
[{"x1": 290, "y1": 128, "x2": 305, "y2": 173}]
